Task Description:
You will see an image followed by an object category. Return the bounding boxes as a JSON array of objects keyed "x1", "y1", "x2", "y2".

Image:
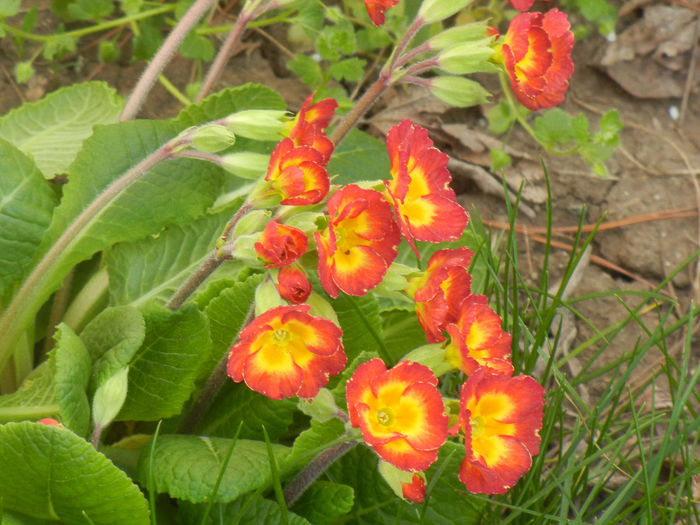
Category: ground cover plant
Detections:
[{"x1": 0, "y1": 0, "x2": 698, "y2": 524}]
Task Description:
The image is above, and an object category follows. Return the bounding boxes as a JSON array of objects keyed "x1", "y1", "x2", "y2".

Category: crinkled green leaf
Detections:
[
  {"x1": 381, "y1": 308, "x2": 427, "y2": 362},
  {"x1": 196, "y1": 383, "x2": 296, "y2": 440},
  {"x1": 0, "y1": 139, "x2": 56, "y2": 301},
  {"x1": 288, "y1": 418, "x2": 347, "y2": 466},
  {"x1": 179, "y1": 31, "x2": 215, "y2": 61},
  {"x1": 0, "y1": 361, "x2": 56, "y2": 422},
  {"x1": 331, "y1": 294, "x2": 383, "y2": 365},
  {"x1": 79, "y1": 305, "x2": 145, "y2": 392},
  {"x1": 180, "y1": 493, "x2": 311, "y2": 525},
  {"x1": 327, "y1": 129, "x2": 389, "y2": 185},
  {"x1": 0, "y1": 421, "x2": 149, "y2": 524},
  {"x1": 329, "y1": 57, "x2": 366, "y2": 82},
  {"x1": 139, "y1": 435, "x2": 291, "y2": 503},
  {"x1": 117, "y1": 304, "x2": 210, "y2": 421},
  {"x1": 51, "y1": 323, "x2": 91, "y2": 437},
  {"x1": 287, "y1": 54, "x2": 322, "y2": 86},
  {"x1": 0, "y1": 82, "x2": 122, "y2": 178},
  {"x1": 106, "y1": 211, "x2": 232, "y2": 307},
  {"x1": 292, "y1": 480, "x2": 354, "y2": 524}
]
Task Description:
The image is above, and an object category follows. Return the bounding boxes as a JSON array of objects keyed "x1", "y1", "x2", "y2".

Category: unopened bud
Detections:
[
  {"x1": 429, "y1": 76, "x2": 490, "y2": 108},
  {"x1": 429, "y1": 22, "x2": 493, "y2": 50},
  {"x1": 437, "y1": 41, "x2": 497, "y2": 75},
  {"x1": 190, "y1": 124, "x2": 236, "y2": 153},
  {"x1": 92, "y1": 367, "x2": 129, "y2": 429},
  {"x1": 418, "y1": 0, "x2": 475, "y2": 24},
  {"x1": 254, "y1": 279, "x2": 287, "y2": 317},
  {"x1": 224, "y1": 110, "x2": 288, "y2": 141},
  {"x1": 233, "y1": 209, "x2": 272, "y2": 237},
  {"x1": 220, "y1": 152, "x2": 270, "y2": 179},
  {"x1": 297, "y1": 388, "x2": 339, "y2": 421},
  {"x1": 402, "y1": 344, "x2": 453, "y2": 376}
]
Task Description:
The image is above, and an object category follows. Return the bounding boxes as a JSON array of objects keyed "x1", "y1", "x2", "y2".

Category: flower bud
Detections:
[
  {"x1": 297, "y1": 387, "x2": 339, "y2": 422},
  {"x1": 428, "y1": 22, "x2": 493, "y2": 50},
  {"x1": 190, "y1": 124, "x2": 236, "y2": 153},
  {"x1": 92, "y1": 367, "x2": 129, "y2": 429},
  {"x1": 305, "y1": 292, "x2": 339, "y2": 325},
  {"x1": 282, "y1": 211, "x2": 325, "y2": 235},
  {"x1": 437, "y1": 40, "x2": 498, "y2": 75},
  {"x1": 254, "y1": 279, "x2": 287, "y2": 317},
  {"x1": 224, "y1": 110, "x2": 288, "y2": 141},
  {"x1": 220, "y1": 152, "x2": 270, "y2": 179},
  {"x1": 429, "y1": 76, "x2": 490, "y2": 108},
  {"x1": 377, "y1": 460, "x2": 427, "y2": 503},
  {"x1": 402, "y1": 343, "x2": 454, "y2": 377},
  {"x1": 418, "y1": 0, "x2": 475, "y2": 24},
  {"x1": 233, "y1": 209, "x2": 272, "y2": 237}
]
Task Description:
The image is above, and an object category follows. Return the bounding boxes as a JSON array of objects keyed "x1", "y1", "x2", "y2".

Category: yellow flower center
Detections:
[
  {"x1": 273, "y1": 328, "x2": 290, "y2": 344},
  {"x1": 377, "y1": 408, "x2": 394, "y2": 426}
]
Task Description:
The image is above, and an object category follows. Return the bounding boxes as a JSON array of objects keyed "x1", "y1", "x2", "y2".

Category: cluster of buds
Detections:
[{"x1": 215, "y1": 93, "x2": 544, "y2": 501}]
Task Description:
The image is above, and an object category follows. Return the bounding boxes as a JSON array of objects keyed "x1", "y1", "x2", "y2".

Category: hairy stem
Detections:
[
  {"x1": 120, "y1": 0, "x2": 217, "y2": 121},
  {"x1": 283, "y1": 440, "x2": 358, "y2": 506}
]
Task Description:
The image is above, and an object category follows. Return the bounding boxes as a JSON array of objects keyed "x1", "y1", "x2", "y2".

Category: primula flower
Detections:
[
  {"x1": 385, "y1": 120, "x2": 468, "y2": 254},
  {"x1": 406, "y1": 248, "x2": 473, "y2": 343},
  {"x1": 254, "y1": 220, "x2": 308, "y2": 268},
  {"x1": 289, "y1": 94, "x2": 337, "y2": 164},
  {"x1": 402, "y1": 473, "x2": 426, "y2": 503},
  {"x1": 315, "y1": 185, "x2": 400, "y2": 298},
  {"x1": 502, "y1": 9, "x2": 574, "y2": 110},
  {"x1": 265, "y1": 138, "x2": 330, "y2": 205},
  {"x1": 508, "y1": 0, "x2": 549, "y2": 10},
  {"x1": 456, "y1": 367, "x2": 545, "y2": 494},
  {"x1": 38, "y1": 418, "x2": 60, "y2": 427},
  {"x1": 363, "y1": 0, "x2": 398, "y2": 26},
  {"x1": 346, "y1": 358, "x2": 448, "y2": 472},
  {"x1": 276, "y1": 266, "x2": 312, "y2": 304},
  {"x1": 445, "y1": 295, "x2": 514, "y2": 376},
  {"x1": 227, "y1": 305, "x2": 345, "y2": 400}
]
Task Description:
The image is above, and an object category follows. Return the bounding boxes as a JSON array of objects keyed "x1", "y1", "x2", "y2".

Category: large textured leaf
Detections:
[
  {"x1": 0, "y1": 421, "x2": 149, "y2": 524},
  {"x1": 288, "y1": 418, "x2": 347, "y2": 467},
  {"x1": 329, "y1": 442, "x2": 485, "y2": 524},
  {"x1": 0, "y1": 119, "x2": 223, "y2": 372},
  {"x1": 79, "y1": 305, "x2": 146, "y2": 392},
  {"x1": 331, "y1": 294, "x2": 384, "y2": 366},
  {"x1": 51, "y1": 323, "x2": 91, "y2": 437},
  {"x1": 180, "y1": 493, "x2": 311, "y2": 525},
  {"x1": 139, "y1": 435, "x2": 291, "y2": 503},
  {"x1": 117, "y1": 304, "x2": 211, "y2": 421},
  {"x1": 291, "y1": 480, "x2": 354, "y2": 524},
  {"x1": 0, "y1": 139, "x2": 56, "y2": 302},
  {"x1": 106, "y1": 211, "x2": 233, "y2": 307},
  {"x1": 196, "y1": 382, "x2": 296, "y2": 440},
  {"x1": 0, "y1": 361, "x2": 56, "y2": 422},
  {"x1": 380, "y1": 308, "x2": 427, "y2": 362},
  {"x1": 328, "y1": 128, "x2": 389, "y2": 184},
  {"x1": 0, "y1": 82, "x2": 123, "y2": 178}
]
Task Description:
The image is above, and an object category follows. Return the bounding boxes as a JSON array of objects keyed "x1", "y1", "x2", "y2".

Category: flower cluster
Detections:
[{"x1": 225, "y1": 101, "x2": 546, "y2": 498}]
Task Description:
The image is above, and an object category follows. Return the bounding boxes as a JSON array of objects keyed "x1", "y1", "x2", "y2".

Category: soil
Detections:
[{"x1": 1, "y1": 1, "x2": 699, "y2": 410}]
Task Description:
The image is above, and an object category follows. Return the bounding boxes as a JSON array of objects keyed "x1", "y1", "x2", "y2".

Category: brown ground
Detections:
[{"x1": 2, "y1": 1, "x2": 699, "y2": 409}]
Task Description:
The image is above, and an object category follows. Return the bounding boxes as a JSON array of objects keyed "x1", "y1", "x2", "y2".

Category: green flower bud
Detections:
[
  {"x1": 418, "y1": 0, "x2": 475, "y2": 24},
  {"x1": 92, "y1": 367, "x2": 129, "y2": 429},
  {"x1": 372, "y1": 262, "x2": 417, "y2": 299},
  {"x1": 429, "y1": 22, "x2": 492, "y2": 50},
  {"x1": 220, "y1": 152, "x2": 270, "y2": 179},
  {"x1": 402, "y1": 344, "x2": 454, "y2": 376},
  {"x1": 254, "y1": 279, "x2": 286, "y2": 317},
  {"x1": 233, "y1": 209, "x2": 272, "y2": 237},
  {"x1": 282, "y1": 211, "x2": 324, "y2": 234},
  {"x1": 190, "y1": 124, "x2": 236, "y2": 153},
  {"x1": 297, "y1": 388, "x2": 340, "y2": 422},
  {"x1": 437, "y1": 40, "x2": 498, "y2": 75},
  {"x1": 429, "y1": 76, "x2": 490, "y2": 108},
  {"x1": 224, "y1": 109, "x2": 288, "y2": 141},
  {"x1": 227, "y1": 234, "x2": 263, "y2": 267},
  {"x1": 305, "y1": 292, "x2": 339, "y2": 325}
]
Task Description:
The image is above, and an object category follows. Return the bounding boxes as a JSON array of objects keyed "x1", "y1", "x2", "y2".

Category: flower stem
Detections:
[
  {"x1": 283, "y1": 440, "x2": 358, "y2": 506},
  {"x1": 120, "y1": 0, "x2": 217, "y2": 121},
  {"x1": 329, "y1": 74, "x2": 391, "y2": 146}
]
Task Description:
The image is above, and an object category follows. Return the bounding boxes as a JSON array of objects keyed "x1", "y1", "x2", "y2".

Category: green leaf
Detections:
[
  {"x1": 106, "y1": 211, "x2": 232, "y2": 307},
  {"x1": 0, "y1": 82, "x2": 123, "y2": 178},
  {"x1": 179, "y1": 30, "x2": 214, "y2": 61},
  {"x1": 487, "y1": 99, "x2": 515, "y2": 135},
  {"x1": 329, "y1": 58, "x2": 366, "y2": 82},
  {"x1": 0, "y1": 139, "x2": 56, "y2": 301},
  {"x1": 316, "y1": 22, "x2": 355, "y2": 62},
  {"x1": 0, "y1": 360, "x2": 56, "y2": 422},
  {"x1": 196, "y1": 383, "x2": 296, "y2": 440},
  {"x1": 289, "y1": 418, "x2": 347, "y2": 467},
  {"x1": 598, "y1": 109, "x2": 622, "y2": 144},
  {"x1": 181, "y1": 493, "x2": 311, "y2": 525},
  {"x1": 331, "y1": 294, "x2": 383, "y2": 366},
  {"x1": 287, "y1": 54, "x2": 322, "y2": 86},
  {"x1": 327, "y1": 129, "x2": 389, "y2": 185},
  {"x1": 132, "y1": 15, "x2": 164, "y2": 60},
  {"x1": 79, "y1": 305, "x2": 145, "y2": 393},
  {"x1": 380, "y1": 309, "x2": 427, "y2": 362},
  {"x1": 0, "y1": 421, "x2": 149, "y2": 523},
  {"x1": 292, "y1": 481, "x2": 354, "y2": 524},
  {"x1": 51, "y1": 323, "x2": 91, "y2": 437},
  {"x1": 117, "y1": 304, "x2": 211, "y2": 421},
  {"x1": 98, "y1": 40, "x2": 120, "y2": 62},
  {"x1": 490, "y1": 147, "x2": 511, "y2": 172},
  {"x1": 13, "y1": 61, "x2": 34, "y2": 84},
  {"x1": 139, "y1": 435, "x2": 291, "y2": 503},
  {"x1": 0, "y1": 0, "x2": 21, "y2": 17},
  {"x1": 42, "y1": 33, "x2": 77, "y2": 61}
]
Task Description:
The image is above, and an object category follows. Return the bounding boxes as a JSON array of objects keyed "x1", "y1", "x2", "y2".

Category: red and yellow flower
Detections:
[
  {"x1": 445, "y1": 295, "x2": 514, "y2": 376},
  {"x1": 363, "y1": 0, "x2": 399, "y2": 26},
  {"x1": 346, "y1": 358, "x2": 448, "y2": 472},
  {"x1": 455, "y1": 367, "x2": 544, "y2": 494},
  {"x1": 406, "y1": 247, "x2": 473, "y2": 343},
  {"x1": 265, "y1": 138, "x2": 330, "y2": 205},
  {"x1": 315, "y1": 184, "x2": 400, "y2": 298},
  {"x1": 227, "y1": 305, "x2": 345, "y2": 400},
  {"x1": 508, "y1": 0, "x2": 549, "y2": 11},
  {"x1": 385, "y1": 120, "x2": 468, "y2": 254},
  {"x1": 254, "y1": 220, "x2": 308, "y2": 268},
  {"x1": 275, "y1": 266, "x2": 312, "y2": 304},
  {"x1": 502, "y1": 9, "x2": 574, "y2": 110},
  {"x1": 288, "y1": 94, "x2": 337, "y2": 165}
]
